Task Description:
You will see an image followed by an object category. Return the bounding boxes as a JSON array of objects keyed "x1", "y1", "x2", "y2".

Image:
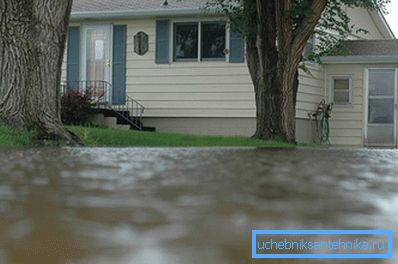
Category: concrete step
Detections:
[
  {"x1": 90, "y1": 109, "x2": 154, "y2": 131},
  {"x1": 88, "y1": 113, "x2": 130, "y2": 130}
]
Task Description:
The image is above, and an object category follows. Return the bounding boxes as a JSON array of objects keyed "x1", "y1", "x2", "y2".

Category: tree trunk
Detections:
[
  {"x1": 250, "y1": 0, "x2": 288, "y2": 142},
  {"x1": 249, "y1": 0, "x2": 327, "y2": 144},
  {"x1": 0, "y1": 0, "x2": 80, "y2": 145}
]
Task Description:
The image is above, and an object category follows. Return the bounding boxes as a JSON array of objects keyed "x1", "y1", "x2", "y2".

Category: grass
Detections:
[
  {"x1": 0, "y1": 125, "x2": 37, "y2": 147},
  {"x1": 69, "y1": 126, "x2": 294, "y2": 148},
  {"x1": 0, "y1": 124, "x2": 295, "y2": 148}
]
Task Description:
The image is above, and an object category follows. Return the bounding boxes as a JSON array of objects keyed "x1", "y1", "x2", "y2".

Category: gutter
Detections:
[
  {"x1": 321, "y1": 55, "x2": 398, "y2": 64},
  {"x1": 71, "y1": 8, "x2": 210, "y2": 21}
]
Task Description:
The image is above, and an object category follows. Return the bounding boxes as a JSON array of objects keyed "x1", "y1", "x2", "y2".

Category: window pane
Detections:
[
  {"x1": 334, "y1": 91, "x2": 350, "y2": 103},
  {"x1": 368, "y1": 98, "x2": 394, "y2": 124},
  {"x1": 201, "y1": 22, "x2": 226, "y2": 59},
  {"x1": 369, "y1": 69, "x2": 395, "y2": 96},
  {"x1": 333, "y1": 78, "x2": 350, "y2": 104},
  {"x1": 334, "y1": 79, "x2": 349, "y2": 90},
  {"x1": 174, "y1": 23, "x2": 198, "y2": 60}
]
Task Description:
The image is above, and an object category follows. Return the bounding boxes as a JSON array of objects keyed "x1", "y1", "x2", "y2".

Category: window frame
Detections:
[
  {"x1": 329, "y1": 75, "x2": 353, "y2": 106},
  {"x1": 170, "y1": 19, "x2": 229, "y2": 63}
]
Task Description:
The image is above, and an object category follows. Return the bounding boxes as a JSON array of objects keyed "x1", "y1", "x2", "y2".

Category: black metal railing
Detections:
[{"x1": 61, "y1": 80, "x2": 145, "y2": 130}]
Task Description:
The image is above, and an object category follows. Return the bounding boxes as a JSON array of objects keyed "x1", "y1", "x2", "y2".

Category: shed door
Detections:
[{"x1": 366, "y1": 69, "x2": 397, "y2": 146}]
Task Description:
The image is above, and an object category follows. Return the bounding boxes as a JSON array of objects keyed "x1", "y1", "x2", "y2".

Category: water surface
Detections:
[{"x1": 0, "y1": 147, "x2": 397, "y2": 263}]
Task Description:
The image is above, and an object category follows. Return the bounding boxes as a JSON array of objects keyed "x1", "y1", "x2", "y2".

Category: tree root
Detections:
[{"x1": 32, "y1": 126, "x2": 84, "y2": 147}]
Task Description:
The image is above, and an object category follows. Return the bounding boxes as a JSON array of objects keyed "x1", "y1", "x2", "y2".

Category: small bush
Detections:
[{"x1": 61, "y1": 90, "x2": 93, "y2": 125}]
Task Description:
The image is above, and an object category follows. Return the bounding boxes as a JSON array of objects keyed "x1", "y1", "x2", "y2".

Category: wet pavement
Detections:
[{"x1": 0, "y1": 147, "x2": 396, "y2": 264}]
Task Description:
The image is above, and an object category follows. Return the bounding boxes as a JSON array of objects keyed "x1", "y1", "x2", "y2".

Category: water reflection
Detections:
[{"x1": 0, "y1": 148, "x2": 397, "y2": 263}]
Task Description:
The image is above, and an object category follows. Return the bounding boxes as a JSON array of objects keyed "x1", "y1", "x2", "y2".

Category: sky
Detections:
[{"x1": 385, "y1": 2, "x2": 398, "y2": 37}]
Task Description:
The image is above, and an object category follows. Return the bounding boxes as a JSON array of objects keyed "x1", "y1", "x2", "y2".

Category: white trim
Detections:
[
  {"x1": 363, "y1": 68, "x2": 369, "y2": 145},
  {"x1": 328, "y1": 75, "x2": 353, "y2": 105},
  {"x1": 225, "y1": 24, "x2": 231, "y2": 63},
  {"x1": 197, "y1": 21, "x2": 202, "y2": 62}
]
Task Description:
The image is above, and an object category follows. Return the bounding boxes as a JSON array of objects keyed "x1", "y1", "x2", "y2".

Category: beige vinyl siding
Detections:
[
  {"x1": 62, "y1": 8, "x2": 388, "y2": 121},
  {"x1": 347, "y1": 7, "x2": 384, "y2": 39},
  {"x1": 65, "y1": 18, "x2": 310, "y2": 118},
  {"x1": 297, "y1": 66, "x2": 324, "y2": 119},
  {"x1": 123, "y1": 18, "x2": 256, "y2": 117},
  {"x1": 325, "y1": 64, "x2": 364, "y2": 146},
  {"x1": 63, "y1": 19, "x2": 309, "y2": 119}
]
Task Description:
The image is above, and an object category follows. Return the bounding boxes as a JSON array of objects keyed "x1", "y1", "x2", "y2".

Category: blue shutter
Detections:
[
  {"x1": 229, "y1": 30, "x2": 245, "y2": 63},
  {"x1": 156, "y1": 20, "x2": 170, "y2": 64},
  {"x1": 67, "y1": 27, "x2": 80, "y2": 84},
  {"x1": 112, "y1": 25, "x2": 127, "y2": 105}
]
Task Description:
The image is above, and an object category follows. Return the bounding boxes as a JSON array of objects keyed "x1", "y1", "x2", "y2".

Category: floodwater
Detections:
[{"x1": 0, "y1": 147, "x2": 397, "y2": 264}]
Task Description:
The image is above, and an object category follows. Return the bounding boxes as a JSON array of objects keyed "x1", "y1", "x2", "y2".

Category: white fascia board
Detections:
[
  {"x1": 70, "y1": 8, "x2": 213, "y2": 21},
  {"x1": 369, "y1": 10, "x2": 395, "y2": 39},
  {"x1": 321, "y1": 55, "x2": 398, "y2": 64}
]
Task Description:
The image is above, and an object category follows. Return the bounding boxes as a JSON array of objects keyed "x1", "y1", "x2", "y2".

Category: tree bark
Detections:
[
  {"x1": 249, "y1": 0, "x2": 327, "y2": 143},
  {"x1": 250, "y1": 0, "x2": 283, "y2": 140},
  {"x1": 0, "y1": 0, "x2": 80, "y2": 145}
]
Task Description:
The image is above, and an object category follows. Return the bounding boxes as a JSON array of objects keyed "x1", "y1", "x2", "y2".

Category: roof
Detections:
[
  {"x1": 70, "y1": 1, "x2": 394, "y2": 40},
  {"x1": 321, "y1": 40, "x2": 398, "y2": 64},
  {"x1": 72, "y1": 0, "x2": 206, "y2": 13},
  {"x1": 344, "y1": 40, "x2": 398, "y2": 56}
]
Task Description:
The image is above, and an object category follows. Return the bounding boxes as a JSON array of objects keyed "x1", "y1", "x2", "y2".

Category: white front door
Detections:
[
  {"x1": 81, "y1": 25, "x2": 112, "y2": 84},
  {"x1": 366, "y1": 68, "x2": 397, "y2": 146}
]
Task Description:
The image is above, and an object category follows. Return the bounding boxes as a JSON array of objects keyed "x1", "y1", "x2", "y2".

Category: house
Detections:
[
  {"x1": 62, "y1": 0, "x2": 396, "y2": 146},
  {"x1": 322, "y1": 40, "x2": 398, "y2": 146}
]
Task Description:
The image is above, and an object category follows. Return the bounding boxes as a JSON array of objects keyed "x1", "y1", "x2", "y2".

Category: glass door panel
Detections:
[{"x1": 367, "y1": 69, "x2": 396, "y2": 146}]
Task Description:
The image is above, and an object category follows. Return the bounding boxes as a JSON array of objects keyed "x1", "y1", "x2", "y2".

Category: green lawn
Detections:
[
  {"x1": 0, "y1": 124, "x2": 294, "y2": 148},
  {"x1": 0, "y1": 125, "x2": 36, "y2": 147},
  {"x1": 69, "y1": 126, "x2": 293, "y2": 147}
]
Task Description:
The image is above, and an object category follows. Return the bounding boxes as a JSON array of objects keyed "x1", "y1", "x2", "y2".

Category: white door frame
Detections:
[
  {"x1": 80, "y1": 24, "x2": 113, "y2": 101},
  {"x1": 364, "y1": 68, "x2": 398, "y2": 147}
]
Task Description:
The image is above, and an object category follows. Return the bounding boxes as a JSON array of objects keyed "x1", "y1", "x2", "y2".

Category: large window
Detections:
[
  {"x1": 330, "y1": 76, "x2": 352, "y2": 105},
  {"x1": 174, "y1": 21, "x2": 226, "y2": 62}
]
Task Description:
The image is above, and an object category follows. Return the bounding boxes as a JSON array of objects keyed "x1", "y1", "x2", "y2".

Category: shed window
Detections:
[
  {"x1": 330, "y1": 76, "x2": 352, "y2": 104},
  {"x1": 173, "y1": 21, "x2": 226, "y2": 62}
]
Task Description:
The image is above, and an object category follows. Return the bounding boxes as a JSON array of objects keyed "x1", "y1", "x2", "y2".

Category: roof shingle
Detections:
[{"x1": 343, "y1": 40, "x2": 398, "y2": 56}]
